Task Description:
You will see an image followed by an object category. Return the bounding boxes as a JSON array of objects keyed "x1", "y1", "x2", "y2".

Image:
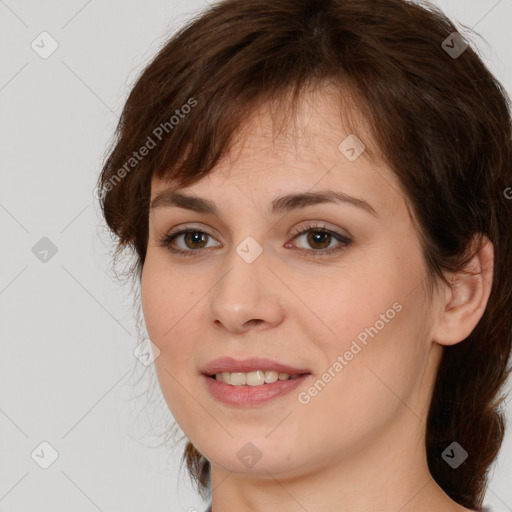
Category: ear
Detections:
[{"x1": 432, "y1": 234, "x2": 494, "y2": 347}]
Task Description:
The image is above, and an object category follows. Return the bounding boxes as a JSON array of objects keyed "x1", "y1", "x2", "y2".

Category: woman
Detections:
[{"x1": 97, "y1": 0, "x2": 511, "y2": 510}]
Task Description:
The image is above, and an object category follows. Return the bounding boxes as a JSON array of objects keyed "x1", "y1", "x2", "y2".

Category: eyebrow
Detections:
[{"x1": 150, "y1": 189, "x2": 379, "y2": 218}]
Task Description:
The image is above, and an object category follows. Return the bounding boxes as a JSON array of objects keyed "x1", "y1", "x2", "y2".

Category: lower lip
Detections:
[{"x1": 203, "y1": 374, "x2": 311, "y2": 406}]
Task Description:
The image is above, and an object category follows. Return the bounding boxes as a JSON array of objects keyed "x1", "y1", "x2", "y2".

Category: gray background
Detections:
[{"x1": 0, "y1": 0, "x2": 511, "y2": 511}]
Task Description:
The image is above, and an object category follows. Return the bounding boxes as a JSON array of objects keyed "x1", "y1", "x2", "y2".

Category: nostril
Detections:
[{"x1": 245, "y1": 319, "x2": 263, "y2": 327}]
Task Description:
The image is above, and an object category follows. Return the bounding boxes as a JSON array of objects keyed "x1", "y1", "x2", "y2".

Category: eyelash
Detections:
[{"x1": 158, "y1": 223, "x2": 353, "y2": 259}]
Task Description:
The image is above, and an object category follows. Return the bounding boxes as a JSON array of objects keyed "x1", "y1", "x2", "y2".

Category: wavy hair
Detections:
[{"x1": 97, "y1": 0, "x2": 512, "y2": 508}]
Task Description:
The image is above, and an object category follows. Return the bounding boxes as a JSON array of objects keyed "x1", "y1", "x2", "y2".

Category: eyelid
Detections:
[
  {"x1": 289, "y1": 220, "x2": 352, "y2": 239},
  {"x1": 163, "y1": 223, "x2": 218, "y2": 241}
]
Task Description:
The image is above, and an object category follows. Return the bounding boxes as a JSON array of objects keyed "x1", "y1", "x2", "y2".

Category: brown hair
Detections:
[{"x1": 97, "y1": 0, "x2": 512, "y2": 508}]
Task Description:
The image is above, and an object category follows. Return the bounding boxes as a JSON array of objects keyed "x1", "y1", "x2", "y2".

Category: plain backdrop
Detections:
[{"x1": 0, "y1": 0, "x2": 511, "y2": 511}]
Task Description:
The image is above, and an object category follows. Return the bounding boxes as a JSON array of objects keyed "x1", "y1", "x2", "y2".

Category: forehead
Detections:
[{"x1": 150, "y1": 86, "x2": 407, "y2": 219}]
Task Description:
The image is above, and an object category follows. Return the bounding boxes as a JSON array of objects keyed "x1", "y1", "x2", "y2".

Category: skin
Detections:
[{"x1": 141, "y1": 85, "x2": 493, "y2": 512}]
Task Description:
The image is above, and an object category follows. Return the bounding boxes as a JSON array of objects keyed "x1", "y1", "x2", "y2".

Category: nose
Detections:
[{"x1": 208, "y1": 248, "x2": 286, "y2": 334}]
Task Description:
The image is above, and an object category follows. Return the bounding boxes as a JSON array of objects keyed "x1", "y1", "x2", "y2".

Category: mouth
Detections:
[
  {"x1": 201, "y1": 356, "x2": 311, "y2": 386},
  {"x1": 201, "y1": 357, "x2": 312, "y2": 406}
]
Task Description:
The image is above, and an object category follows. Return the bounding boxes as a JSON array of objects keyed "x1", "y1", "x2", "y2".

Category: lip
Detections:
[
  {"x1": 203, "y1": 373, "x2": 311, "y2": 406},
  {"x1": 201, "y1": 356, "x2": 311, "y2": 376}
]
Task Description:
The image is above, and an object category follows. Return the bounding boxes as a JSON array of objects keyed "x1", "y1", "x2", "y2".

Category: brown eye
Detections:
[
  {"x1": 304, "y1": 230, "x2": 332, "y2": 250},
  {"x1": 159, "y1": 224, "x2": 352, "y2": 259},
  {"x1": 159, "y1": 228, "x2": 219, "y2": 256},
  {"x1": 182, "y1": 231, "x2": 209, "y2": 249},
  {"x1": 289, "y1": 224, "x2": 352, "y2": 258}
]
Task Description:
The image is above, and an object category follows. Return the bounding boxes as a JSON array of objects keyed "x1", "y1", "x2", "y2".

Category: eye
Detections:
[
  {"x1": 287, "y1": 223, "x2": 353, "y2": 258},
  {"x1": 158, "y1": 223, "x2": 352, "y2": 259},
  {"x1": 159, "y1": 227, "x2": 219, "y2": 256}
]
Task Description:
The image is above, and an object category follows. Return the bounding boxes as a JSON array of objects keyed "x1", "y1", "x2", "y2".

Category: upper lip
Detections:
[{"x1": 202, "y1": 357, "x2": 311, "y2": 376}]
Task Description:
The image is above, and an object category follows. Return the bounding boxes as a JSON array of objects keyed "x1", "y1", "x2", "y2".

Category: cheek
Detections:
[
  {"x1": 141, "y1": 258, "x2": 195, "y2": 343},
  {"x1": 299, "y1": 248, "x2": 428, "y2": 409},
  {"x1": 291, "y1": 256, "x2": 394, "y2": 350},
  {"x1": 140, "y1": 259, "x2": 205, "y2": 391},
  {"x1": 141, "y1": 262, "x2": 203, "y2": 428},
  {"x1": 294, "y1": 301, "x2": 425, "y2": 461},
  {"x1": 140, "y1": 266, "x2": 164, "y2": 342}
]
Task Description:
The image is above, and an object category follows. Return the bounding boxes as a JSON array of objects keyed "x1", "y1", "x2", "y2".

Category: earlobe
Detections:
[{"x1": 432, "y1": 235, "x2": 494, "y2": 347}]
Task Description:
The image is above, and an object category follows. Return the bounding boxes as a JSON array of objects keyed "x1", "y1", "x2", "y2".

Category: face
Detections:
[{"x1": 141, "y1": 88, "x2": 443, "y2": 478}]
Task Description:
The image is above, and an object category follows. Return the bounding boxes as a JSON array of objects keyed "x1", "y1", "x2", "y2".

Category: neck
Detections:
[{"x1": 208, "y1": 408, "x2": 468, "y2": 512}]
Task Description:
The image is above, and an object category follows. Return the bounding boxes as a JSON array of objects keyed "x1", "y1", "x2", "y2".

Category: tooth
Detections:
[
  {"x1": 212, "y1": 370, "x2": 297, "y2": 385},
  {"x1": 264, "y1": 370, "x2": 279, "y2": 383},
  {"x1": 247, "y1": 370, "x2": 265, "y2": 386},
  {"x1": 230, "y1": 372, "x2": 247, "y2": 386}
]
